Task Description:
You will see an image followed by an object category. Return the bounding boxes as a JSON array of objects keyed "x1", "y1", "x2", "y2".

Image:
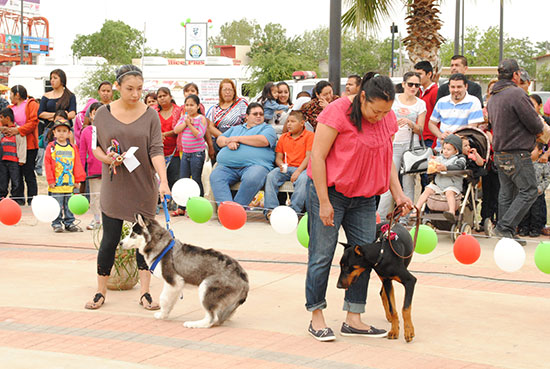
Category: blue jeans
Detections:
[
  {"x1": 0, "y1": 160, "x2": 22, "y2": 203},
  {"x1": 210, "y1": 164, "x2": 269, "y2": 206},
  {"x1": 264, "y1": 166, "x2": 308, "y2": 213},
  {"x1": 305, "y1": 179, "x2": 377, "y2": 313},
  {"x1": 49, "y1": 191, "x2": 75, "y2": 228},
  {"x1": 494, "y1": 151, "x2": 538, "y2": 234},
  {"x1": 180, "y1": 151, "x2": 205, "y2": 196}
]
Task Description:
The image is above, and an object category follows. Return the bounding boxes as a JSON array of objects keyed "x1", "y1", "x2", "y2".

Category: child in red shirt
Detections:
[{"x1": 264, "y1": 111, "x2": 314, "y2": 215}]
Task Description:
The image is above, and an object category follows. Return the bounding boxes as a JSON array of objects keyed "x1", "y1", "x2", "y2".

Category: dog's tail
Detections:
[{"x1": 217, "y1": 283, "x2": 249, "y2": 325}]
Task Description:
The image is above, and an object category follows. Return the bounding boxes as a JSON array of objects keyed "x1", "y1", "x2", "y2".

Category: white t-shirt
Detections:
[{"x1": 392, "y1": 95, "x2": 426, "y2": 144}]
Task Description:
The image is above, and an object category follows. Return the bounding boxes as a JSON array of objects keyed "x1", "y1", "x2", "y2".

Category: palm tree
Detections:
[{"x1": 342, "y1": 0, "x2": 445, "y2": 76}]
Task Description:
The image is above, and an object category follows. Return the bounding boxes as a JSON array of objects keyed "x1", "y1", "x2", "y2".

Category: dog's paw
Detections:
[
  {"x1": 183, "y1": 320, "x2": 211, "y2": 329},
  {"x1": 387, "y1": 329, "x2": 399, "y2": 340},
  {"x1": 154, "y1": 311, "x2": 167, "y2": 320},
  {"x1": 404, "y1": 325, "x2": 415, "y2": 342}
]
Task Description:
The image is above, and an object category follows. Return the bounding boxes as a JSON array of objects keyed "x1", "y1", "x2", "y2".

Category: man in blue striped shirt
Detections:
[{"x1": 428, "y1": 74, "x2": 484, "y2": 147}]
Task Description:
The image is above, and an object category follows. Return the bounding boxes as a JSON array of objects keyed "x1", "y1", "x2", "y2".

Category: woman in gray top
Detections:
[{"x1": 85, "y1": 65, "x2": 170, "y2": 310}]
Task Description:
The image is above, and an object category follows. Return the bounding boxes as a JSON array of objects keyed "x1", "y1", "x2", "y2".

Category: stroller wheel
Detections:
[
  {"x1": 460, "y1": 223, "x2": 472, "y2": 235},
  {"x1": 451, "y1": 224, "x2": 460, "y2": 242}
]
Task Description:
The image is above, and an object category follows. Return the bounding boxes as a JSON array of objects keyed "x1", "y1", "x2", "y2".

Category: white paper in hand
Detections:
[{"x1": 123, "y1": 146, "x2": 140, "y2": 173}]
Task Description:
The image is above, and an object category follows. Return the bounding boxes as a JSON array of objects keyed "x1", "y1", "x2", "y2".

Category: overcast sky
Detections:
[{"x1": 34, "y1": 0, "x2": 546, "y2": 60}]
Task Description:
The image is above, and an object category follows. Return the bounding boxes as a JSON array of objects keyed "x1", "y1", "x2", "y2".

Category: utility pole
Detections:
[
  {"x1": 454, "y1": 0, "x2": 460, "y2": 55},
  {"x1": 461, "y1": 0, "x2": 465, "y2": 55},
  {"x1": 20, "y1": 0, "x2": 24, "y2": 64},
  {"x1": 499, "y1": 0, "x2": 504, "y2": 62},
  {"x1": 328, "y1": 0, "x2": 341, "y2": 95},
  {"x1": 390, "y1": 23, "x2": 398, "y2": 77}
]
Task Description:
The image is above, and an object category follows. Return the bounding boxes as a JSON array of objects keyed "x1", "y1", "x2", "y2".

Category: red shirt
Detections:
[
  {"x1": 419, "y1": 83, "x2": 438, "y2": 143},
  {"x1": 275, "y1": 130, "x2": 314, "y2": 167},
  {"x1": 307, "y1": 97, "x2": 398, "y2": 198},
  {"x1": 158, "y1": 104, "x2": 180, "y2": 156}
]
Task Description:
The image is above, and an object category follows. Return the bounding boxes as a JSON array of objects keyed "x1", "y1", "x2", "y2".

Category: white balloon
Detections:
[
  {"x1": 171, "y1": 178, "x2": 200, "y2": 206},
  {"x1": 32, "y1": 195, "x2": 61, "y2": 223},
  {"x1": 270, "y1": 205, "x2": 299, "y2": 234},
  {"x1": 494, "y1": 238, "x2": 526, "y2": 272}
]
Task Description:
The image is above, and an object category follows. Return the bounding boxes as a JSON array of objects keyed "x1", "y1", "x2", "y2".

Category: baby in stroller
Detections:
[{"x1": 415, "y1": 134, "x2": 466, "y2": 221}]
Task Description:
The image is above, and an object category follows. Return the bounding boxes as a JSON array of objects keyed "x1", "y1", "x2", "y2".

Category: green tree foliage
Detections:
[
  {"x1": 536, "y1": 65, "x2": 550, "y2": 91},
  {"x1": 71, "y1": 20, "x2": 144, "y2": 65},
  {"x1": 75, "y1": 63, "x2": 120, "y2": 102},
  {"x1": 208, "y1": 18, "x2": 259, "y2": 55}
]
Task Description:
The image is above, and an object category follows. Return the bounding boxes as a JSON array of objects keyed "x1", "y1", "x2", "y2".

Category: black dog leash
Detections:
[
  {"x1": 384, "y1": 204, "x2": 420, "y2": 259},
  {"x1": 150, "y1": 195, "x2": 175, "y2": 274}
]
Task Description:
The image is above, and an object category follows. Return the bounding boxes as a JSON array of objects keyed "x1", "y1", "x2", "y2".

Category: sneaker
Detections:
[
  {"x1": 340, "y1": 322, "x2": 388, "y2": 338},
  {"x1": 494, "y1": 227, "x2": 526, "y2": 246},
  {"x1": 518, "y1": 228, "x2": 529, "y2": 237},
  {"x1": 66, "y1": 224, "x2": 83, "y2": 232},
  {"x1": 308, "y1": 322, "x2": 335, "y2": 342},
  {"x1": 53, "y1": 225, "x2": 64, "y2": 233},
  {"x1": 443, "y1": 211, "x2": 456, "y2": 222},
  {"x1": 86, "y1": 222, "x2": 101, "y2": 230},
  {"x1": 529, "y1": 230, "x2": 541, "y2": 238}
]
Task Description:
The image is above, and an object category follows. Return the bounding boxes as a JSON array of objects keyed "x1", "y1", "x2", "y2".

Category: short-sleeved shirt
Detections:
[
  {"x1": 392, "y1": 95, "x2": 426, "y2": 144},
  {"x1": 275, "y1": 130, "x2": 314, "y2": 167},
  {"x1": 430, "y1": 93, "x2": 484, "y2": 134},
  {"x1": 94, "y1": 105, "x2": 164, "y2": 221},
  {"x1": 217, "y1": 123, "x2": 277, "y2": 171},
  {"x1": 11, "y1": 100, "x2": 27, "y2": 127},
  {"x1": 307, "y1": 96, "x2": 398, "y2": 198},
  {"x1": 48, "y1": 142, "x2": 78, "y2": 193}
]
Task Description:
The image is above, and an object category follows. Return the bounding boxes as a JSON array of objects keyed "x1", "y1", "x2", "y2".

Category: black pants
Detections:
[
  {"x1": 481, "y1": 165, "x2": 499, "y2": 224},
  {"x1": 518, "y1": 194, "x2": 547, "y2": 233},
  {"x1": 0, "y1": 160, "x2": 22, "y2": 203},
  {"x1": 97, "y1": 212, "x2": 148, "y2": 276},
  {"x1": 167, "y1": 154, "x2": 180, "y2": 190},
  {"x1": 13, "y1": 148, "x2": 37, "y2": 205}
]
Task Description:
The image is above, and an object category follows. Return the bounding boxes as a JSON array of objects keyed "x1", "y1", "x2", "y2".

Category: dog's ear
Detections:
[
  {"x1": 354, "y1": 245, "x2": 363, "y2": 256},
  {"x1": 339, "y1": 242, "x2": 351, "y2": 249},
  {"x1": 135, "y1": 214, "x2": 146, "y2": 228}
]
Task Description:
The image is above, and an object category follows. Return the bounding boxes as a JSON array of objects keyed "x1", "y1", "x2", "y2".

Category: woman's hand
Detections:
[
  {"x1": 319, "y1": 200, "x2": 334, "y2": 227},
  {"x1": 108, "y1": 151, "x2": 125, "y2": 167},
  {"x1": 158, "y1": 180, "x2": 171, "y2": 198},
  {"x1": 393, "y1": 194, "x2": 414, "y2": 216}
]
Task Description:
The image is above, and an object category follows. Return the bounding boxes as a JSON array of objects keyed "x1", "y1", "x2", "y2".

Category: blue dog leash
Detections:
[{"x1": 150, "y1": 195, "x2": 175, "y2": 274}]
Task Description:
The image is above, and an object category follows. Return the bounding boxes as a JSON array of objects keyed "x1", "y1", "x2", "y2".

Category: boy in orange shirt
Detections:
[{"x1": 264, "y1": 111, "x2": 314, "y2": 216}]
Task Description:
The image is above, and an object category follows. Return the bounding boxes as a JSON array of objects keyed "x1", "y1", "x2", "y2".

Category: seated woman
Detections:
[
  {"x1": 209, "y1": 102, "x2": 277, "y2": 206},
  {"x1": 300, "y1": 80, "x2": 339, "y2": 131}
]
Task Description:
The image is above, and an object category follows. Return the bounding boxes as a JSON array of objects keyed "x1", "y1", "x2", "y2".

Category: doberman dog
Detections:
[{"x1": 337, "y1": 207, "x2": 418, "y2": 342}]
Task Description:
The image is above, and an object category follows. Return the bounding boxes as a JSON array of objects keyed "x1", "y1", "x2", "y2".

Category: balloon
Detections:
[
  {"x1": 376, "y1": 212, "x2": 381, "y2": 224},
  {"x1": 68, "y1": 194, "x2": 89, "y2": 215},
  {"x1": 297, "y1": 213, "x2": 309, "y2": 248},
  {"x1": 180, "y1": 21, "x2": 186, "y2": 27},
  {"x1": 453, "y1": 233, "x2": 481, "y2": 264},
  {"x1": 534, "y1": 242, "x2": 550, "y2": 274},
  {"x1": 172, "y1": 178, "x2": 200, "y2": 206},
  {"x1": 31, "y1": 195, "x2": 60, "y2": 223},
  {"x1": 270, "y1": 206, "x2": 298, "y2": 234},
  {"x1": 207, "y1": 19, "x2": 212, "y2": 23},
  {"x1": 0, "y1": 198, "x2": 21, "y2": 225},
  {"x1": 494, "y1": 238, "x2": 525, "y2": 272},
  {"x1": 186, "y1": 18, "x2": 191, "y2": 24},
  {"x1": 186, "y1": 197, "x2": 213, "y2": 224},
  {"x1": 410, "y1": 224, "x2": 437, "y2": 254},
  {"x1": 218, "y1": 201, "x2": 246, "y2": 230}
]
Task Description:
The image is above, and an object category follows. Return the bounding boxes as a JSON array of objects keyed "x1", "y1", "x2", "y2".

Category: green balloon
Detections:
[
  {"x1": 410, "y1": 224, "x2": 437, "y2": 254},
  {"x1": 186, "y1": 197, "x2": 213, "y2": 224},
  {"x1": 68, "y1": 194, "x2": 89, "y2": 215},
  {"x1": 186, "y1": 18, "x2": 191, "y2": 24},
  {"x1": 180, "y1": 21, "x2": 186, "y2": 27},
  {"x1": 297, "y1": 213, "x2": 309, "y2": 248},
  {"x1": 535, "y1": 242, "x2": 550, "y2": 274}
]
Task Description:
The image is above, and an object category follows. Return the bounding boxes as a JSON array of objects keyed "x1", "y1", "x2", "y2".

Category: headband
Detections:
[{"x1": 116, "y1": 70, "x2": 143, "y2": 83}]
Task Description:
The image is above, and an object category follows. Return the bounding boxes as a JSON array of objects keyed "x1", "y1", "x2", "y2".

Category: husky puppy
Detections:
[{"x1": 120, "y1": 214, "x2": 249, "y2": 328}]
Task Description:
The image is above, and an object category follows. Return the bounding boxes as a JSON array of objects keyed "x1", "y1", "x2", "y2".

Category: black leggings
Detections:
[{"x1": 97, "y1": 212, "x2": 148, "y2": 276}]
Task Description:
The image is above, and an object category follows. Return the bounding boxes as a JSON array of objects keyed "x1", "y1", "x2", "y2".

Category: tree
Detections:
[
  {"x1": 75, "y1": 63, "x2": 120, "y2": 102},
  {"x1": 208, "y1": 18, "x2": 259, "y2": 55},
  {"x1": 343, "y1": 0, "x2": 445, "y2": 75},
  {"x1": 536, "y1": 65, "x2": 550, "y2": 91},
  {"x1": 71, "y1": 20, "x2": 144, "y2": 65}
]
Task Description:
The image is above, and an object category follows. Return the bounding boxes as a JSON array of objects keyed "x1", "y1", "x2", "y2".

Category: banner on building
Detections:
[{"x1": 185, "y1": 23, "x2": 207, "y2": 65}]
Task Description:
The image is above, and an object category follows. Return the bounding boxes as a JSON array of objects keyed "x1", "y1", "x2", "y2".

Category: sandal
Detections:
[
  {"x1": 171, "y1": 209, "x2": 185, "y2": 217},
  {"x1": 139, "y1": 292, "x2": 160, "y2": 310},
  {"x1": 84, "y1": 292, "x2": 105, "y2": 310}
]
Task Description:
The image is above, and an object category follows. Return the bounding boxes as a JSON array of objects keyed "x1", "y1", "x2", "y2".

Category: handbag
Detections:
[{"x1": 401, "y1": 134, "x2": 433, "y2": 174}]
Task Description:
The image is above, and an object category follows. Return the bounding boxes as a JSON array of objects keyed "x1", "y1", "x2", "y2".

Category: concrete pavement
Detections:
[{"x1": 1, "y1": 205, "x2": 549, "y2": 369}]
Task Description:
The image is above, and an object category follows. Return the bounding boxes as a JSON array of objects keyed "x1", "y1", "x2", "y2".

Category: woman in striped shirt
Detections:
[{"x1": 173, "y1": 94, "x2": 207, "y2": 215}]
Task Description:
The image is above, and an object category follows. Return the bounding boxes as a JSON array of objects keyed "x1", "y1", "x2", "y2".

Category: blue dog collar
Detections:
[{"x1": 150, "y1": 239, "x2": 174, "y2": 274}]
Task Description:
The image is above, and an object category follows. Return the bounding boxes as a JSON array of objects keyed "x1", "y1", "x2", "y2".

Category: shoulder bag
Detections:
[{"x1": 401, "y1": 133, "x2": 433, "y2": 174}]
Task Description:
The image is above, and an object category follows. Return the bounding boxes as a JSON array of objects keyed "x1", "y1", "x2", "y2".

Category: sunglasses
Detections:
[{"x1": 406, "y1": 82, "x2": 421, "y2": 88}]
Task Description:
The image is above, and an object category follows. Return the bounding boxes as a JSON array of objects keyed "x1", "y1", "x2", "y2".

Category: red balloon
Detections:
[
  {"x1": 218, "y1": 201, "x2": 246, "y2": 230},
  {"x1": 0, "y1": 198, "x2": 22, "y2": 226},
  {"x1": 453, "y1": 233, "x2": 481, "y2": 264},
  {"x1": 376, "y1": 212, "x2": 381, "y2": 224}
]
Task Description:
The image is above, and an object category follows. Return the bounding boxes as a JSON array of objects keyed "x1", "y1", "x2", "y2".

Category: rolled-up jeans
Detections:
[
  {"x1": 493, "y1": 151, "x2": 538, "y2": 234},
  {"x1": 305, "y1": 179, "x2": 376, "y2": 313},
  {"x1": 210, "y1": 164, "x2": 269, "y2": 206}
]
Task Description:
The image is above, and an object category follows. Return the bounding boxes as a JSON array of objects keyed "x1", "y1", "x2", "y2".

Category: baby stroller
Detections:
[{"x1": 419, "y1": 127, "x2": 491, "y2": 241}]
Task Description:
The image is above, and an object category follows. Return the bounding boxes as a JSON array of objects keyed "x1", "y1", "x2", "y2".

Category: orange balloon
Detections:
[
  {"x1": 453, "y1": 233, "x2": 481, "y2": 264},
  {"x1": 218, "y1": 201, "x2": 247, "y2": 230},
  {"x1": 0, "y1": 198, "x2": 22, "y2": 226}
]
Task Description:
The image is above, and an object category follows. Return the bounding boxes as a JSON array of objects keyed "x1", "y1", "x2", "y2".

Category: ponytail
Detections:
[{"x1": 348, "y1": 72, "x2": 395, "y2": 131}]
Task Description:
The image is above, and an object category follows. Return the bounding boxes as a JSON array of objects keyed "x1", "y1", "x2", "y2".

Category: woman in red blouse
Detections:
[
  {"x1": 155, "y1": 87, "x2": 181, "y2": 194},
  {"x1": 305, "y1": 72, "x2": 413, "y2": 341}
]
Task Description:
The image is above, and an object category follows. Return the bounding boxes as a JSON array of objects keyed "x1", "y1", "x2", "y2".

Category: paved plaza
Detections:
[{"x1": 1, "y1": 206, "x2": 549, "y2": 369}]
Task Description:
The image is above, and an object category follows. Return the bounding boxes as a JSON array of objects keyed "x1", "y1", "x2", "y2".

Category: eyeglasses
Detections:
[
  {"x1": 221, "y1": 88, "x2": 234, "y2": 92},
  {"x1": 250, "y1": 112, "x2": 264, "y2": 116},
  {"x1": 406, "y1": 82, "x2": 421, "y2": 88}
]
